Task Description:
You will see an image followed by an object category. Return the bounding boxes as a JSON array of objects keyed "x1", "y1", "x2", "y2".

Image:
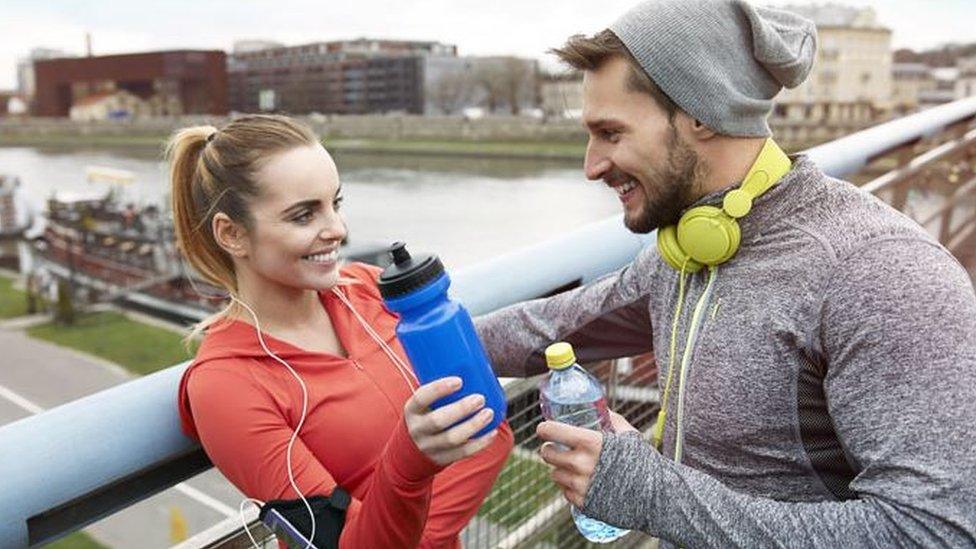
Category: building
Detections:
[
  {"x1": 232, "y1": 40, "x2": 285, "y2": 54},
  {"x1": 4, "y1": 95, "x2": 28, "y2": 116},
  {"x1": 0, "y1": 92, "x2": 15, "y2": 117},
  {"x1": 229, "y1": 39, "x2": 455, "y2": 115},
  {"x1": 423, "y1": 56, "x2": 539, "y2": 115},
  {"x1": 69, "y1": 90, "x2": 150, "y2": 121},
  {"x1": 776, "y1": 5, "x2": 893, "y2": 115},
  {"x1": 919, "y1": 67, "x2": 962, "y2": 109},
  {"x1": 539, "y1": 72, "x2": 583, "y2": 118},
  {"x1": 16, "y1": 48, "x2": 75, "y2": 100},
  {"x1": 956, "y1": 56, "x2": 976, "y2": 99},
  {"x1": 32, "y1": 50, "x2": 227, "y2": 117},
  {"x1": 892, "y1": 63, "x2": 937, "y2": 115}
]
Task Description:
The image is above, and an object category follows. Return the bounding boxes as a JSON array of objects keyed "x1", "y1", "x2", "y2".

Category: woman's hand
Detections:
[{"x1": 403, "y1": 377, "x2": 498, "y2": 466}]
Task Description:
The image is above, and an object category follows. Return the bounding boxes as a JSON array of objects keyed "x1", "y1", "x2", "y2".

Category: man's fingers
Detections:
[
  {"x1": 609, "y1": 411, "x2": 639, "y2": 434},
  {"x1": 561, "y1": 487, "x2": 584, "y2": 508},
  {"x1": 539, "y1": 441, "x2": 583, "y2": 471},
  {"x1": 406, "y1": 377, "x2": 462, "y2": 414},
  {"x1": 537, "y1": 420, "x2": 600, "y2": 449},
  {"x1": 551, "y1": 468, "x2": 586, "y2": 507}
]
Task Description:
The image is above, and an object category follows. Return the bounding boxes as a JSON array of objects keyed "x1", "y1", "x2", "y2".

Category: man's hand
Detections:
[{"x1": 537, "y1": 411, "x2": 638, "y2": 507}]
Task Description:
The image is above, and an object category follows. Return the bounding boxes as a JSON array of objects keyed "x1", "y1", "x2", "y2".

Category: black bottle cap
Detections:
[{"x1": 377, "y1": 242, "x2": 445, "y2": 299}]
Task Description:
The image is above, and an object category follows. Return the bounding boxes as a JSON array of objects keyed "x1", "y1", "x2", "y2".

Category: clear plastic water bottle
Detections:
[{"x1": 539, "y1": 342, "x2": 630, "y2": 544}]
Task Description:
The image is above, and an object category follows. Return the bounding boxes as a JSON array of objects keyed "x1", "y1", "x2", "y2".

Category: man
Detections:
[{"x1": 476, "y1": 0, "x2": 976, "y2": 546}]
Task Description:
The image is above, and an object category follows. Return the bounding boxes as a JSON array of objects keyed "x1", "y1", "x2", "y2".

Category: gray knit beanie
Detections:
[{"x1": 610, "y1": 0, "x2": 817, "y2": 136}]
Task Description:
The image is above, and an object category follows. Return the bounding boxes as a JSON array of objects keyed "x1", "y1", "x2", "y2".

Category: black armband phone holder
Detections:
[{"x1": 259, "y1": 488, "x2": 351, "y2": 549}]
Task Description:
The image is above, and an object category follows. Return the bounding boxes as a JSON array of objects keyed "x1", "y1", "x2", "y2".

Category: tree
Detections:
[
  {"x1": 55, "y1": 279, "x2": 74, "y2": 325},
  {"x1": 427, "y1": 71, "x2": 474, "y2": 114},
  {"x1": 472, "y1": 57, "x2": 537, "y2": 115}
]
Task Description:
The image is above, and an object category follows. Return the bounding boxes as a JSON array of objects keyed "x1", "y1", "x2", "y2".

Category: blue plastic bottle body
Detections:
[{"x1": 383, "y1": 273, "x2": 506, "y2": 437}]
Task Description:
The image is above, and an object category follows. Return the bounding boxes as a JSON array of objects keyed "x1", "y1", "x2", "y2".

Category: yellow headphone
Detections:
[{"x1": 656, "y1": 138, "x2": 791, "y2": 272}]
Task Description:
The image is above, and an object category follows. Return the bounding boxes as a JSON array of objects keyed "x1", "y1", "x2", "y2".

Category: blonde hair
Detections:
[{"x1": 166, "y1": 114, "x2": 320, "y2": 340}]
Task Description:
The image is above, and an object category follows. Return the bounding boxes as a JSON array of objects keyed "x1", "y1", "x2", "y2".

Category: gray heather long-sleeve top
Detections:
[{"x1": 475, "y1": 156, "x2": 976, "y2": 547}]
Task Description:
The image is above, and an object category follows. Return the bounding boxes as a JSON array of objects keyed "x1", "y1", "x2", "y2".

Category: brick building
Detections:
[
  {"x1": 32, "y1": 50, "x2": 227, "y2": 117},
  {"x1": 228, "y1": 39, "x2": 454, "y2": 115}
]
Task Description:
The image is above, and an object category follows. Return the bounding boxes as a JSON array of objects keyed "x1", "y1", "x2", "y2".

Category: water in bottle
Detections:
[{"x1": 539, "y1": 341, "x2": 630, "y2": 544}]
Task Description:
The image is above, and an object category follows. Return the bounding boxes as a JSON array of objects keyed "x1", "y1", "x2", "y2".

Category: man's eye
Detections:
[
  {"x1": 333, "y1": 195, "x2": 344, "y2": 210},
  {"x1": 603, "y1": 130, "x2": 621, "y2": 142}
]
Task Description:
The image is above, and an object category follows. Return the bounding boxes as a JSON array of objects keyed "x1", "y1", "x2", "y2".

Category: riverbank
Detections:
[
  {"x1": 0, "y1": 132, "x2": 586, "y2": 160},
  {"x1": 0, "y1": 115, "x2": 589, "y2": 160},
  {"x1": 0, "y1": 115, "x2": 831, "y2": 159}
]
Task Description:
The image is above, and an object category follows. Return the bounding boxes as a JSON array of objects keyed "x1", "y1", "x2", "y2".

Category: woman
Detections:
[{"x1": 171, "y1": 114, "x2": 513, "y2": 548}]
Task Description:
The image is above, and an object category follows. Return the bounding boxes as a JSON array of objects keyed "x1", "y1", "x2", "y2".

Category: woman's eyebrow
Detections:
[{"x1": 281, "y1": 199, "x2": 321, "y2": 216}]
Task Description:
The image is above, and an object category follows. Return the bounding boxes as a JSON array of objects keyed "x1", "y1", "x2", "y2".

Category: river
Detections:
[{"x1": 0, "y1": 145, "x2": 621, "y2": 270}]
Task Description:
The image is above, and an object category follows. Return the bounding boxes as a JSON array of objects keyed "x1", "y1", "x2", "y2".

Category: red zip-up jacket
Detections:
[{"x1": 178, "y1": 263, "x2": 513, "y2": 548}]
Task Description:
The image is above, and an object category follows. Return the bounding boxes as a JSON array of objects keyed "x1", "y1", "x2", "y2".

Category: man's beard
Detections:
[{"x1": 622, "y1": 125, "x2": 704, "y2": 234}]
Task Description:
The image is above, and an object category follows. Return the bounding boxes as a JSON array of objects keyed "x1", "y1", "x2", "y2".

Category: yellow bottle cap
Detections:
[{"x1": 545, "y1": 342, "x2": 576, "y2": 370}]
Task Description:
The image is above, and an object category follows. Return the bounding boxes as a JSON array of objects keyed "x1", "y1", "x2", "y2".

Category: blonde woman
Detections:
[{"x1": 170, "y1": 115, "x2": 513, "y2": 548}]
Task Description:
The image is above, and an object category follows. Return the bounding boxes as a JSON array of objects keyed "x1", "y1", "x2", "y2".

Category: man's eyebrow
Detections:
[{"x1": 584, "y1": 118, "x2": 624, "y2": 131}]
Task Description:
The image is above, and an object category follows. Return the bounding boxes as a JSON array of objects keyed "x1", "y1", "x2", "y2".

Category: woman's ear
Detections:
[{"x1": 212, "y1": 212, "x2": 249, "y2": 258}]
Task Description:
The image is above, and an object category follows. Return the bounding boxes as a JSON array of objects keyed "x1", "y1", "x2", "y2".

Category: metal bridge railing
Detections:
[{"x1": 1, "y1": 96, "x2": 974, "y2": 549}]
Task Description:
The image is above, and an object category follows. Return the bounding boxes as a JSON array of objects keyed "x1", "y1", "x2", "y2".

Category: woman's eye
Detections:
[
  {"x1": 333, "y1": 196, "x2": 344, "y2": 210},
  {"x1": 293, "y1": 211, "x2": 313, "y2": 224}
]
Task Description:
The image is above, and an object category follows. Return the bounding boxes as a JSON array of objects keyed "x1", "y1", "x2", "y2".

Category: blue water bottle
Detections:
[{"x1": 378, "y1": 242, "x2": 506, "y2": 437}]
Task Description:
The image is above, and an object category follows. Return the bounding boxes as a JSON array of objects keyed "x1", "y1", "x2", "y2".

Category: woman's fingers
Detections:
[
  {"x1": 406, "y1": 377, "x2": 462, "y2": 415},
  {"x1": 427, "y1": 406, "x2": 494, "y2": 451},
  {"x1": 403, "y1": 377, "x2": 500, "y2": 465},
  {"x1": 429, "y1": 428, "x2": 499, "y2": 464},
  {"x1": 423, "y1": 393, "x2": 486, "y2": 433}
]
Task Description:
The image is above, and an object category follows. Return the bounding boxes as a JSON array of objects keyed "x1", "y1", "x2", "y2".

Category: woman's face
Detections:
[{"x1": 235, "y1": 143, "x2": 348, "y2": 292}]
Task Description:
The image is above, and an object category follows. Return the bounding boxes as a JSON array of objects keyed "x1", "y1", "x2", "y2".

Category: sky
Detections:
[{"x1": 1, "y1": 0, "x2": 974, "y2": 90}]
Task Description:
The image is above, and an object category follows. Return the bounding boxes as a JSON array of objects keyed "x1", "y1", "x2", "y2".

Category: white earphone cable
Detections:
[
  {"x1": 233, "y1": 296, "x2": 317, "y2": 549},
  {"x1": 330, "y1": 287, "x2": 418, "y2": 390}
]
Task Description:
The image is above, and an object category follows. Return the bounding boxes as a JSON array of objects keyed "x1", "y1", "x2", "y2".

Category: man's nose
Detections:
[{"x1": 584, "y1": 140, "x2": 611, "y2": 181}]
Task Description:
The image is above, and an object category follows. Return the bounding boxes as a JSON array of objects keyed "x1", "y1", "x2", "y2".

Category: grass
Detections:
[
  {"x1": 41, "y1": 532, "x2": 108, "y2": 549},
  {"x1": 0, "y1": 276, "x2": 29, "y2": 319},
  {"x1": 477, "y1": 451, "x2": 560, "y2": 528},
  {"x1": 27, "y1": 311, "x2": 192, "y2": 375},
  {"x1": 326, "y1": 138, "x2": 585, "y2": 159}
]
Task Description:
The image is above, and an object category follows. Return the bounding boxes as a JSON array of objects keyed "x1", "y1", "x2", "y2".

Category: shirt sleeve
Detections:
[
  {"x1": 580, "y1": 237, "x2": 976, "y2": 547},
  {"x1": 419, "y1": 422, "x2": 515, "y2": 549},
  {"x1": 475, "y1": 245, "x2": 657, "y2": 378},
  {"x1": 185, "y1": 364, "x2": 445, "y2": 549}
]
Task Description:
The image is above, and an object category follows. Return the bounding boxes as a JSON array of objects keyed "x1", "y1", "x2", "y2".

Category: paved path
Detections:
[{"x1": 0, "y1": 328, "x2": 245, "y2": 549}]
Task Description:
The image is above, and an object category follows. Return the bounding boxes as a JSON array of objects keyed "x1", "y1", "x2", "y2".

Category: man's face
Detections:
[{"x1": 582, "y1": 56, "x2": 704, "y2": 233}]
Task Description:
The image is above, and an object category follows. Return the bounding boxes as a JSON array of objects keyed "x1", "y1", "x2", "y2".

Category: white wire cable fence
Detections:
[{"x1": 460, "y1": 354, "x2": 661, "y2": 549}]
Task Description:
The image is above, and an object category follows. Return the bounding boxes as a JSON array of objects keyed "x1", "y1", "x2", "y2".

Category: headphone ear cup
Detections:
[
  {"x1": 657, "y1": 224, "x2": 703, "y2": 273},
  {"x1": 676, "y1": 206, "x2": 741, "y2": 266}
]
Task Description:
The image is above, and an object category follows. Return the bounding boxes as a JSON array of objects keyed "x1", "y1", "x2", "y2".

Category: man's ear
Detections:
[
  {"x1": 688, "y1": 117, "x2": 718, "y2": 141},
  {"x1": 212, "y1": 212, "x2": 249, "y2": 258}
]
